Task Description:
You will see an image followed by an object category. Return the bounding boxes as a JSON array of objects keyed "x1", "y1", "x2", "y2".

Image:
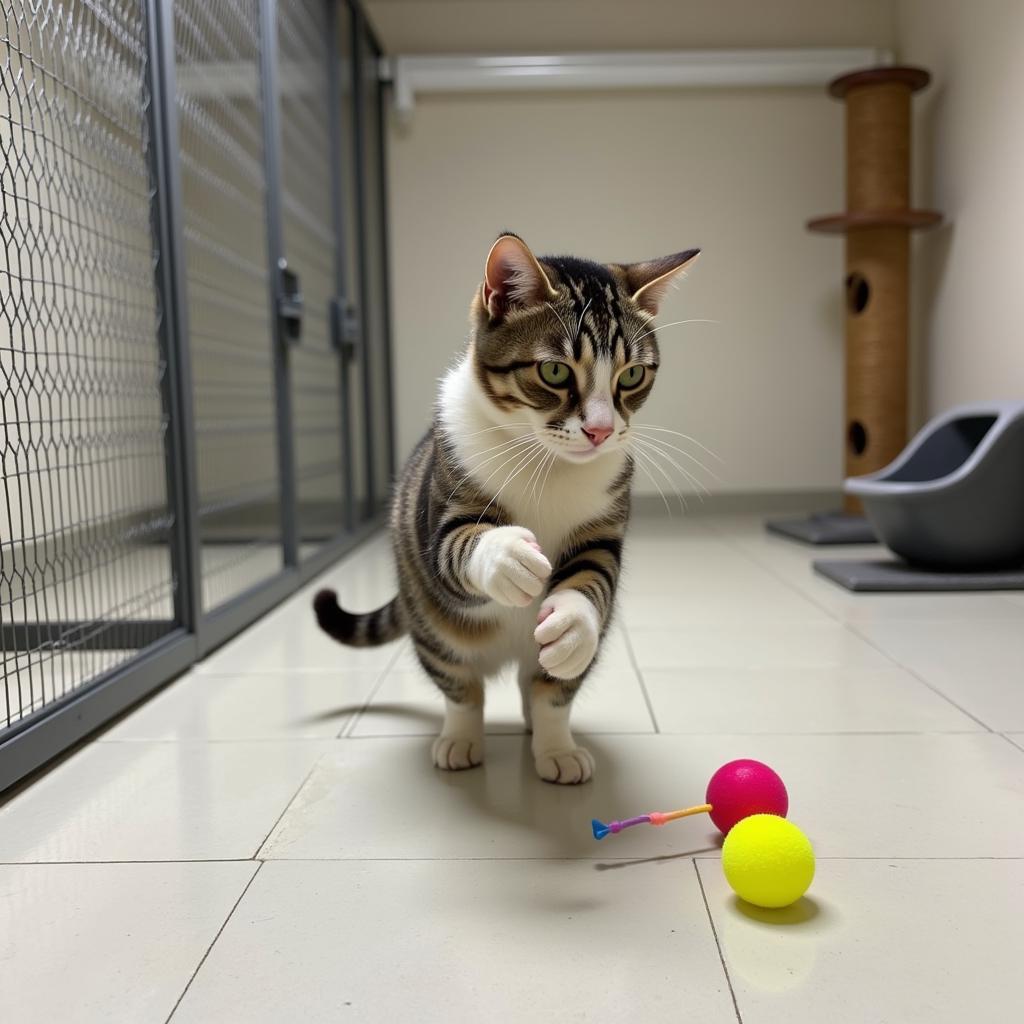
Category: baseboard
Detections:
[{"x1": 631, "y1": 489, "x2": 841, "y2": 517}]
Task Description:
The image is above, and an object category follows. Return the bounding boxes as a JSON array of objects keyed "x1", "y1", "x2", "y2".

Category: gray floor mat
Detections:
[{"x1": 814, "y1": 559, "x2": 1024, "y2": 592}]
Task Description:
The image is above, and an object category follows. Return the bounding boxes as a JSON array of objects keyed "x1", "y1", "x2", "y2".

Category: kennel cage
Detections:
[{"x1": 0, "y1": 0, "x2": 393, "y2": 791}]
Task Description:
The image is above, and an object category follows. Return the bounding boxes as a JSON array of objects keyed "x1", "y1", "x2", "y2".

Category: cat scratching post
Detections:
[{"x1": 767, "y1": 65, "x2": 941, "y2": 545}]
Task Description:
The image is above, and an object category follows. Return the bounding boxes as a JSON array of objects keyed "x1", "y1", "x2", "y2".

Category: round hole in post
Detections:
[
  {"x1": 845, "y1": 272, "x2": 870, "y2": 314},
  {"x1": 848, "y1": 420, "x2": 868, "y2": 456}
]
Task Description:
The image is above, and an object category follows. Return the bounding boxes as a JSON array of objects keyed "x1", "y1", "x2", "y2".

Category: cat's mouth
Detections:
[{"x1": 558, "y1": 444, "x2": 608, "y2": 463}]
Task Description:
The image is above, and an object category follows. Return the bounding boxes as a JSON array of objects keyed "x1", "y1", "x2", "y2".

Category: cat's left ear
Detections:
[
  {"x1": 482, "y1": 233, "x2": 558, "y2": 321},
  {"x1": 621, "y1": 248, "x2": 701, "y2": 316}
]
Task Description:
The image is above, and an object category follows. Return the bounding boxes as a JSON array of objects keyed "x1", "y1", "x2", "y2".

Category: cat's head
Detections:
[{"x1": 469, "y1": 233, "x2": 699, "y2": 463}]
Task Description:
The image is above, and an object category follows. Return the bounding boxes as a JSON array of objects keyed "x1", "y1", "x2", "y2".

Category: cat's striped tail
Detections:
[{"x1": 313, "y1": 590, "x2": 405, "y2": 647}]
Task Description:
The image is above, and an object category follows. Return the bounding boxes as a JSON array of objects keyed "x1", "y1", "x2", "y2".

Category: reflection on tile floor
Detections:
[{"x1": 2, "y1": 514, "x2": 1022, "y2": 1022}]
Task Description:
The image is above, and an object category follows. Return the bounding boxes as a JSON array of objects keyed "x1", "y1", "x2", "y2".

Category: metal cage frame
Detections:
[{"x1": 0, "y1": 0, "x2": 394, "y2": 791}]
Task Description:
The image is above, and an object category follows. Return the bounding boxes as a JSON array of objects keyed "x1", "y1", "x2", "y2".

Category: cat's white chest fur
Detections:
[{"x1": 439, "y1": 359, "x2": 625, "y2": 559}]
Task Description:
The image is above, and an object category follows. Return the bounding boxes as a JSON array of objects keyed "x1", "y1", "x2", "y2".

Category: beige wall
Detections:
[
  {"x1": 366, "y1": 0, "x2": 896, "y2": 54},
  {"x1": 387, "y1": 88, "x2": 848, "y2": 495},
  {"x1": 898, "y1": 0, "x2": 1024, "y2": 420},
  {"x1": 374, "y1": 0, "x2": 898, "y2": 495}
]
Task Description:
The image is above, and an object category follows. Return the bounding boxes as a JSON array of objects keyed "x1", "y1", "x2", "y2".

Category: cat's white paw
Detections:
[
  {"x1": 432, "y1": 735, "x2": 484, "y2": 771},
  {"x1": 467, "y1": 526, "x2": 551, "y2": 607},
  {"x1": 534, "y1": 746, "x2": 595, "y2": 785},
  {"x1": 534, "y1": 589, "x2": 600, "y2": 680}
]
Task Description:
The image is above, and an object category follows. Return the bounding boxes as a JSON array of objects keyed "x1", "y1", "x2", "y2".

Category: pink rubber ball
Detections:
[{"x1": 705, "y1": 759, "x2": 789, "y2": 835}]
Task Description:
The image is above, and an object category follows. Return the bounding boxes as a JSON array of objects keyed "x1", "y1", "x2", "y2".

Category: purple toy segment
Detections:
[
  {"x1": 606, "y1": 815, "x2": 653, "y2": 834},
  {"x1": 618, "y1": 815, "x2": 652, "y2": 831}
]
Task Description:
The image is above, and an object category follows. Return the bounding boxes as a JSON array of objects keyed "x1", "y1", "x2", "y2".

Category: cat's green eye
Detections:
[
  {"x1": 539, "y1": 361, "x2": 572, "y2": 387},
  {"x1": 618, "y1": 365, "x2": 646, "y2": 389}
]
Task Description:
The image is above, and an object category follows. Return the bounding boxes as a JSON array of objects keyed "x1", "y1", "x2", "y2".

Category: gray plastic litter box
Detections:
[{"x1": 844, "y1": 400, "x2": 1024, "y2": 570}]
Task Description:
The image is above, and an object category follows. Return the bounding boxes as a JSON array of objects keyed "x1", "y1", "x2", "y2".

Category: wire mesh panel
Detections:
[
  {"x1": 276, "y1": 0, "x2": 347, "y2": 550},
  {"x1": 0, "y1": 0, "x2": 394, "y2": 788},
  {"x1": 172, "y1": 0, "x2": 284, "y2": 609},
  {"x1": 0, "y1": 0, "x2": 178, "y2": 732}
]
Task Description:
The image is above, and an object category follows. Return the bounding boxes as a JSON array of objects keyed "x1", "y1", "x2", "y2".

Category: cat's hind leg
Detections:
[{"x1": 416, "y1": 648, "x2": 485, "y2": 770}]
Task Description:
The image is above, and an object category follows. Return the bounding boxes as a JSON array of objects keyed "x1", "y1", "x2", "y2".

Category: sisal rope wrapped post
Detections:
[{"x1": 808, "y1": 67, "x2": 941, "y2": 514}]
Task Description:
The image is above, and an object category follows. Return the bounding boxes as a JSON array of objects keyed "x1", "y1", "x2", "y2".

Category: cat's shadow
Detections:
[
  {"x1": 306, "y1": 704, "x2": 718, "y2": 862},
  {"x1": 298, "y1": 703, "x2": 441, "y2": 730},
  {"x1": 434, "y1": 733, "x2": 720, "y2": 862}
]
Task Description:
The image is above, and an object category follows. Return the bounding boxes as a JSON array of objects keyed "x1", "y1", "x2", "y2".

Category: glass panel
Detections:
[
  {"x1": 0, "y1": 0, "x2": 176, "y2": 730},
  {"x1": 357, "y1": 28, "x2": 394, "y2": 512},
  {"x1": 173, "y1": 0, "x2": 283, "y2": 608},
  {"x1": 277, "y1": 0, "x2": 346, "y2": 551}
]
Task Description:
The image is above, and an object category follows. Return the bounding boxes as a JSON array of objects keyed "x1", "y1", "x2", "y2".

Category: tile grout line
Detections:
[
  {"x1": 0, "y1": 859, "x2": 264, "y2": 866},
  {"x1": 621, "y1": 629, "x2": 659, "y2": 734},
  {"x1": 997, "y1": 732, "x2": 1024, "y2": 756},
  {"x1": 715, "y1": 529, "x2": 998, "y2": 733},
  {"x1": 842, "y1": 623, "x2": 996, "y2": 732},
  {"x1": 4, "y1": 855, "x2": 1023, "y2": 867},
  {"x1": 251, "y1": 755, "x2": 329, "y2": 859},
  {"x1": 339, "y1": 643, "x2": 408, "y2": 738},
  {"x1": 693, "y1": 859, "x2": 744, "y2": 1024},
  {"x1": 163, "y1": 861, "x2": 263, "y2": 1024}
]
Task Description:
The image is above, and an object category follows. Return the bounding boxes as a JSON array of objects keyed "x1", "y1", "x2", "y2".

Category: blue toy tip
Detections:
[{"x1": 591, "y1": 819, "x2": 610, "y2": 840}]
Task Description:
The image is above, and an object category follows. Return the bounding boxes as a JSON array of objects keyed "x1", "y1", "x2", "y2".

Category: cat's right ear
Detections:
[
  {"x1": 482, "y1": 234, "x2": 558, "y2": 322},
  {"x1": 623, "y1": 248, "x2": 701, "y2": 316}
]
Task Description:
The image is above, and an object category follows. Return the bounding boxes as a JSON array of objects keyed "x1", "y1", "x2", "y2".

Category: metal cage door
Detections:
[{"x1": 1, "y1": 0, "x2": 394, "y2": 791}]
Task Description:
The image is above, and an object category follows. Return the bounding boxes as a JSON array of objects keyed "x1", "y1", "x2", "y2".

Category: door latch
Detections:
[
  {"x1": 277, "y1": 258, "x2": 303, "y2": 345},
  {"x1": 330, "y1": 296, "x2": 360, "y2": 359}
]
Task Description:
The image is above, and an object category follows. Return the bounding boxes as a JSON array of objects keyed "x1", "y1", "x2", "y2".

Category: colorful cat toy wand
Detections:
[
  {"x1": 592, "y1": 758, "x2": 789, "y2": 840},
  {"x1": 591, "y1": 759, "x2": 817, "y2": 910},
  {"x1": 591, "y1": 803, "x2": 712, "y2": 839}
]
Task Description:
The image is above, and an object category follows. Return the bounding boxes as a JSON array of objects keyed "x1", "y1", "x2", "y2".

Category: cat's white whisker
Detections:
[
  {"x1": 633, "y1": 434, "x2": 709, "y2": 492},
  {"x1": 539, "y1": 451, "x2": 556, "y2": 506},
  {"x1": 477, "y1": 443, "x2": 545, "y2": 523},
  {"x1": 633, "y1": 423, "x2": 724, "y2": 463},
  {"x1": 545, "y1": 302, "x2": 573, "y2": 348},
  {"x1": 630, "y1": 441, "x2": 691, "y2": 511},
  {"x1": 632, "y1": 430, "x2": 722, "y2": 482},
  {"x1": 632, "y1": 436, "x2": 709, "y2": 500},
  {"x1": 461, "y1": 439, "x2": 543, "y2": 504},
  {"x1": 446, "y1": 434, "x2": 537, "y2": 501},
  {"x1": 628, "y1": 318, "x2": 719, "y2": 347},
  {"x1": 629, "y1": 448, "x2": 673, "y2": 515},
  {"x1": 464, "y1": 432, "x2": 534, "y2": 462},
  {"x1": 462, "y1": 421, "x2": 533, "y2": 439},
  {"x1": 536, "y1": 447, "x2": 558, "y2": 508},
  {"x1": 525, "y1": 448, "x2": 553, "y2": 509}
]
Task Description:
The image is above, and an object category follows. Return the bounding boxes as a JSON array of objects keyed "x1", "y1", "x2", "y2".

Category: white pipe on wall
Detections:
[{"x1": 382, "y1": 48, "x2": 892, "y2": 115}]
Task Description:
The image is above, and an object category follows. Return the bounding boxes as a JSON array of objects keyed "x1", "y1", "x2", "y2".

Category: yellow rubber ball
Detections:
[{"x1": 721, "y1": 814, "x2": 815, "y2": 909}]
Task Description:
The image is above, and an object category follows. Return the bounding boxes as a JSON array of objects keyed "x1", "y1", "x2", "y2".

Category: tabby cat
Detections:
[{"x1": 315, "y1": 233, "x2": 699, "y2": 784}]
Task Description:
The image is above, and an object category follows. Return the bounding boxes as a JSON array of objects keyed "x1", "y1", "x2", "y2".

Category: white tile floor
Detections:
[{"x1": 3, "y1": 515, "x2": 1023, "y2": 1023}]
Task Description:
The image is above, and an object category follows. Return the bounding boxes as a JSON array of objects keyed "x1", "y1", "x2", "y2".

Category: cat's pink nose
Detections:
[{"x1": 582, "y1": 424, "x2": 613, "y2": 447}]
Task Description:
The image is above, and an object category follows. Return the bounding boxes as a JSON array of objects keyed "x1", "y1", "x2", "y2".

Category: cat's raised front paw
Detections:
[
  {"x1": 534, "y1": 589, "x2": 600, "y2": 679},
  {"x1": 467, "y1": 526, "x2": 551, "y2": 607},
  {"x1": 534, "y1": 745, "x2": 595, "y2": 784}
]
